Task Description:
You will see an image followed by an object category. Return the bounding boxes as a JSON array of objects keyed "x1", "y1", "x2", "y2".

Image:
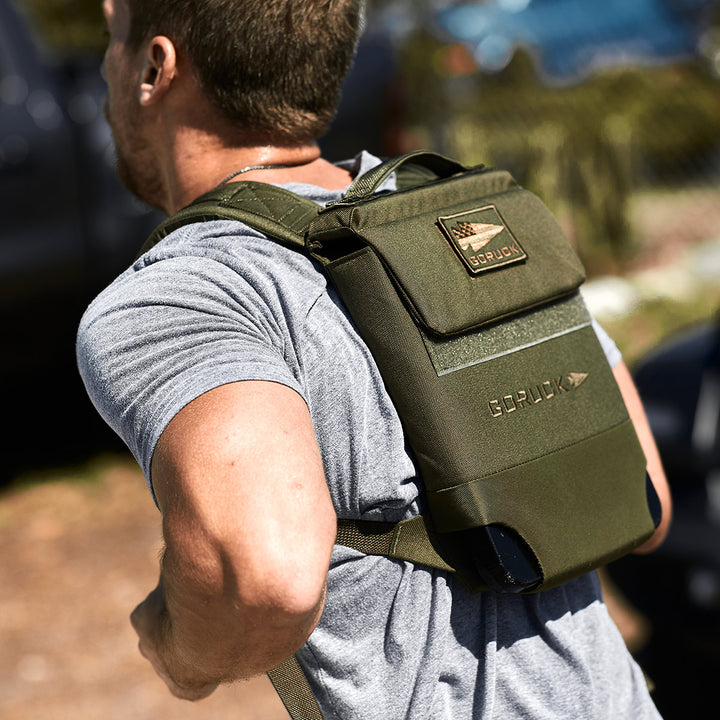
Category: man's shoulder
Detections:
[{"x1": 77, "y1": 215, "x2": 332, "y2": 358}]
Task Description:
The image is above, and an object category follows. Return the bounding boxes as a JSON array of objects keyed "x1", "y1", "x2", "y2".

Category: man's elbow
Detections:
[
  {"x1": 210, "y1": 556, "x2": 327, "y2": 677},
  {"x1": 230, "y1": 542, "x2": 330, "y2": 634},
  {"x1": 162, "y1": 528, "x2": 329, "y2": 680}
]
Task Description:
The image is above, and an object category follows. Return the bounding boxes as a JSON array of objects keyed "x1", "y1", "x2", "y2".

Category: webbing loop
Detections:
[
  {"x1": 267, "y1": 655, "x2": 323, "y2": 720},
  {"x1": 336, "y1": 515, "x2": 455, "y2": 573}
]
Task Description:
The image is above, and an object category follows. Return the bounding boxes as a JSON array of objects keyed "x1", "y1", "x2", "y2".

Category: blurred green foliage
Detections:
[
  {"x1": 400, "y1": 29, "x2": 720, "y2": 272},
  {"x1": 19, "y1": 0, "x2": 106, "y2": 57},
  {"x1": 604, "y1": 285, "x2": 720, "y2": 369}
]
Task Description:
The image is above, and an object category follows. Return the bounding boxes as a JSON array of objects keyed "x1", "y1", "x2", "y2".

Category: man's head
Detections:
[{"x1": 122, "y1": 0, "x2": 364, "y2": 145}]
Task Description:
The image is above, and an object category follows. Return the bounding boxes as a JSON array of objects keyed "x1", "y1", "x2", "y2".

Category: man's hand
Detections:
[{"x1": 130, "y1": 584, "x2": 219, "y2": 701}]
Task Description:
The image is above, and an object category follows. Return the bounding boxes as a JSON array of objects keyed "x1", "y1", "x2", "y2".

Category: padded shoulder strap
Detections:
[{"x1": 138, "y1": 180, "x2": 320, "y2": 257}]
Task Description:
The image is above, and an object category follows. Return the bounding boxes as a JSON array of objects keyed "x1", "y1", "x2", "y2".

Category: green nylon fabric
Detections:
[
  {"x1": 431, "y1": 419, "x2": 654, "y2": 590},
  {"x1": 322, "y1": 241, "x2": 651, "y2": 589},
  {"x1": 310, "y1": 171, "x2": 585, "y2": 337},
  {"x1": 267, "y1": 656, "x2": 323, "y2": 720},
  {"x1": 424, "y1": 324, "x2": 630, "y2": 487},
  {"x1": 336, "y1": 516, "x2": 455, "y2": 573},
  {"x1": 140, "y1": 181, "x2": 319, "y2": 256},
  {"x1": 336, "y1": 516, "x2": 490, "y2": 592},
  {"x1": 422, "y1": 292, "x2": 592, "y2": 376}
]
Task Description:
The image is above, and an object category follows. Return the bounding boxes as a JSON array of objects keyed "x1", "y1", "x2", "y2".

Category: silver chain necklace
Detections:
[{"x1": 218, "y1": 164, "x2": 295, "y2": 185}]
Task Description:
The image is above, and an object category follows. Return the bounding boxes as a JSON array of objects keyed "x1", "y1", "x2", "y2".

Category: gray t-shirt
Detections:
[{"x1": 77, "y1": 153, "x2": 659, "y2": 719}]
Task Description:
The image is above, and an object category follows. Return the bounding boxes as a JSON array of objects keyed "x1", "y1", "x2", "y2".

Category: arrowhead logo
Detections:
[
  {"x1": 566, "y1": 372, "x2": 589, "y2": 389},
  {"x1": 437, "y1": 205, "x2": 527, "y2": 275}
]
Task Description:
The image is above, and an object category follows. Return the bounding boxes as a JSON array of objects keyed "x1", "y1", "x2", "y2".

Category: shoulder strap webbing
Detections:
[
  {"x1": 139, "y1": 151, "x2": 470, "y2": 259},
  {"x1": 337, "y1": 516, "x2": 453, "y2": 573},
  {"x1": 337, "y1": 516, "x2": 488, "y2": 593},
  {"x1": 138, "y1": 180, "x2": 320, "y2": 257},
  {"x1": 267, "y1": 656, "x2": 324, "y2": 720},
  {"x1": 266, "y1": 514, "x2": 482, "y2": 720}
]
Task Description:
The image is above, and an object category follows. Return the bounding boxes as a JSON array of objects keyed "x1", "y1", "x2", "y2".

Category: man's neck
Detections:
[{"x1": 165, "y1": 135, "x2": 353, "y2": 214}]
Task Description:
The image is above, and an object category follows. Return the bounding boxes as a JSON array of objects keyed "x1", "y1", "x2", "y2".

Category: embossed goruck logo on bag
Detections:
[
  {"x1": 488, "y1": 371, "x2": 590, "y2": 418},
  {"x1": 438, "y1": 205, "x2": 527, "y2": 274}
]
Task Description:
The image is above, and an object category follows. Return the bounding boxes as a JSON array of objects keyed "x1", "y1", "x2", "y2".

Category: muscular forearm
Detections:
[
  {"x1": 134, "y1": 381, "x2": 336, "y2": 698},
  {"x1": 132, "y1": 535, "x2": 327, "y2": 697},
  {"x1": 613, "y1": 362, "x2": 672, "y2": 553}
]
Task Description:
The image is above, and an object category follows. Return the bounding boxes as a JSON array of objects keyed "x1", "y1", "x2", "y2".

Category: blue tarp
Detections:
[{"x1": 436, "y1": 0, "x2": 715, "y2": 80}]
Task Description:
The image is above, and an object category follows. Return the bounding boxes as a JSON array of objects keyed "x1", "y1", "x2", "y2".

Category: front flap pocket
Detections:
[{"x1": 313, "y1": 173, "x2": 585, "y2": 337}]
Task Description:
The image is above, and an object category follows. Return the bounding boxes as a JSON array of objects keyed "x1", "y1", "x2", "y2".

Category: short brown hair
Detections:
[{"x1": 126, "y1": 0, "x2": 364, "y2": 144}]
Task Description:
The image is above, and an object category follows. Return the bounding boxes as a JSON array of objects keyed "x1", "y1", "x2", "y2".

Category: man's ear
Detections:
[{"x1": 139, "y1": 36, "x2": 177, "y2": 106}]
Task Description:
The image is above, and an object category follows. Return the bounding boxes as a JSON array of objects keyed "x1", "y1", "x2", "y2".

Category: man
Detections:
[{"x1": 77, "y1": 0, "x2": 671, "y2": 717}]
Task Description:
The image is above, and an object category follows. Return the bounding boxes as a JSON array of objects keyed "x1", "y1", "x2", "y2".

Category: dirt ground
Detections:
[{"x1": 0, "y1": 456, "x2": 290, "y2": 720}]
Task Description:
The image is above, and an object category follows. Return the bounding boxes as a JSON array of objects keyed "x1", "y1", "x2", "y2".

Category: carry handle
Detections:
[{"x1": 341, "y1": 151, "x2": 469, "y2": 203}]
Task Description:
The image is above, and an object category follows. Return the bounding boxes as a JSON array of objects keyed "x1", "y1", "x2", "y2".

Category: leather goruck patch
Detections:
[{"x1": 437, "y1": 205, "x2": 527, "y2": 275}]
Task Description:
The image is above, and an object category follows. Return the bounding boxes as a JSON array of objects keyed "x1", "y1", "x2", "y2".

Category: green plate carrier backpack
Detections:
[{"x1": 141, "y1": 151, "x2": 661, "y2": 719}]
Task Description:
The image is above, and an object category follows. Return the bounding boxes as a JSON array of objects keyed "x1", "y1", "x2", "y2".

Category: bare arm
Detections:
[
  {"x1": 613, "y1": 361, "x2": 672, "y2": 554},
  {"x1": 130, "y1": 380, "x2": 336, "y2": 699}
]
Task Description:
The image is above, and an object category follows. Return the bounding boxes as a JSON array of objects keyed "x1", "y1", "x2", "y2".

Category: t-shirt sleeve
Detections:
[
  {"x1": 76, "y1": 252, "x2": 306, "y2": 492},
  {"x1": 592, "y1": 318, "x2": 622, "y2": 369}
]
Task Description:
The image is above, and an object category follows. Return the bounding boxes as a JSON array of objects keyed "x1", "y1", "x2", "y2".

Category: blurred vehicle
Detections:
[
  {"x1": 609, "y1": 316, "x2": 720, "y2": 718},
  {"x1": 320, "y1": 27, "x2": 402, "y2": 161},
  {"x1": 0, "y1": 0, "x2": 164, "y2": 476},
  {"x1": 435, "y1": 0, "x2": 715, "y2": 81},
  {"x1": 0, "y1": 0, "x2": 162, "y2": 373}
]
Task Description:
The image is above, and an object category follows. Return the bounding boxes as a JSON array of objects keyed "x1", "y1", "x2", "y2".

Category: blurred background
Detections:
[{"x1": 1, "y1": 0, "x2": 719, "y2": 717}]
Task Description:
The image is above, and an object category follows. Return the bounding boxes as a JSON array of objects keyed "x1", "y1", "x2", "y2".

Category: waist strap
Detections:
[
  {"x1": 336, "y1": 515, "x2": 488, "y2": 592},
  {"x1": 267, "y1": 515, "x2": 487, "y2": 720}
]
